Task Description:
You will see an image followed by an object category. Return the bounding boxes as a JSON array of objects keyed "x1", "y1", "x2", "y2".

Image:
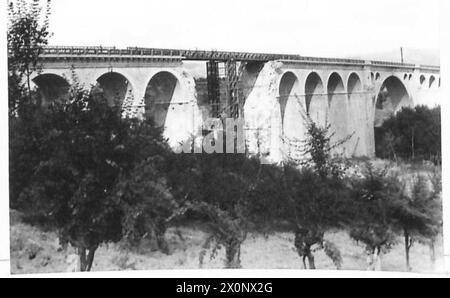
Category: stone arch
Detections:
[
  {"x1": 278, "y1": 71, "x2": 305, "y2": 159},
  {"x1": 429, "y1": 75, "x2": 436, "y2": 89},
  {"x1": 278, "y1": 71, "x2": 302, "y2": 126},
  {"x1": 347, "y1": 73, "x2": 363, "y2": 98},
  {"x1": 327, "y1": 72, "x2": 349, "y2": 155},
  {"x1": 327, "y1": 72, "x2": 345, "y2": 104},
  {"x1": 32, "y1": 73, "x2": 70, "y2": 106},
  {"x1": 240, "y1": 62, "x2": 265, "y2": 106},
  {"x1": 374, "y1": 75, "x2": 412, "y2": 127},
  {"x1": 95, "y1": 72, "x2": 134, "y2": 107},
  {"x1": 420, "y1": 75, "x2": 426, "y2": 85},
  {"x1": 305, "y1": 72, "x2": 326, "y2": 127},
  {"x1": 144, "y1": 70, "x2": 199, "y2": 148},
  {"x1": 374, "y1": 76, "x2": 412, "y2": 158},
  {"x1": 347, "y1": 73, "x2": 367, "y2": 156},
  {"x1": 144, "y1": 71, "x2": 181, "y2": 128}
]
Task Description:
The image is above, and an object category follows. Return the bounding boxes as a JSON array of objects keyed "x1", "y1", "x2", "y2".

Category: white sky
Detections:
[
  {"x1": 51, "y1": 0, "x2": 439, "y2": 56},
  {"x1": 46, "y1": 0, "x2": 441, "y2": 58},
  {"x1": 47, "y1": 0, "x2": 440, "y2": 58}
]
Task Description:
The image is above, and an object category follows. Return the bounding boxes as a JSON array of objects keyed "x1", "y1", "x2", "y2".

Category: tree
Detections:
[
  {"x1": 166, "y1": 139, "x2": 265, "y2": 269},
  {"x1": 8, "y1": 0, "x2": 52, "y2": 115},
  {"x1": 9, "y1": 102, "x2": 47, "y2": 209},
  {"x1": 18, "y1": 82, "x2": 155, "y2": 271},
  {"x1": 375, "y1": 106, "x2": 441, "y2": 164},
  {"x1": 349, "y1": 163, "x2": 403, "y2": 271},
  {"x1": 427, "y1": 169, "x2": 443, "y2": 267},
  {"x1": 196, "y1": 153, "x2": 261, "y2": 268},
  {"x1": 113, "y1": 122, "x2": 183, "y2": 255},
  {"x1": 8, "y1": 0, "x2": 53, "y2": 206},
  {"x1": 282, "y1": 118, "x2": 350, "y2": 269},
  {"x1": 401, "y1": 174, "x2": 429, "y2": 271},
  {"x1": 114, "y1": 160, "x2": 178, "y2": 255},
  {"x1": 393, "y1": 169, "x2": 442, "y2": 270},
  {"x1": 283, "y1": 165, "x2": 348, "y2": 270}
]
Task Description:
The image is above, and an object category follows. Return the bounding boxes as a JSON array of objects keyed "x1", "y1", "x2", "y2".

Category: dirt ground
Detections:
[{"x1": 10, "y1": 211, "x2": 445, "y2": 275}]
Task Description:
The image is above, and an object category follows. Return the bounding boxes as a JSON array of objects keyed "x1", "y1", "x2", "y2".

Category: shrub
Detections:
[
  {"x1": 114, "y1": 159, "x2": 181, "y2": 255},
  {"x1": 169, "y1": 152, "x2": 262, "y2": 268},
  {"x1": 375, "y1": 106, "x2": 441, "y2": 164},
  {"x1": 17, "y1": 81, "x2": 173, "y2": 271},
  {"x1": 348, "y1": 163, "x2": 403, "y2": 270},
  {"x1": 8, "y1": 0, "x2": 52, "y2": 116},
  {"x1": 282, "y1": 118, "x2": 351, "y2": 269}
]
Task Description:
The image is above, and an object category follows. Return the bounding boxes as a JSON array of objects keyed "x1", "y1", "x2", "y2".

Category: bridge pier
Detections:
[{"x1": 244, "y1": 61, "x2": 284, "y2": 163}]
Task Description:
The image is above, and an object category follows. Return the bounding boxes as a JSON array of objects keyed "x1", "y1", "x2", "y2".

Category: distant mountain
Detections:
[{"x1": 349, "y1": 48, "x2": 440, "y2": 66}]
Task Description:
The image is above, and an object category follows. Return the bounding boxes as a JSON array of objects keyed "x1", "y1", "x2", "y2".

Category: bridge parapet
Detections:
[
  {"x1": 35, "y1": 46, "x2": 439, "y2": 73},
  {"x1": 418, "y1": 64, "x2": 441, "y2": 72},
  {"x1": 370, "y1": 60, "x2": 415, "y2": 68}
]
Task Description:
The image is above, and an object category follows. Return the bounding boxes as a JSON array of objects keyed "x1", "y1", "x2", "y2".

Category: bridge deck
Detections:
[{"x1": 37, "y1": 46, "x2": 439, "y2": 71}]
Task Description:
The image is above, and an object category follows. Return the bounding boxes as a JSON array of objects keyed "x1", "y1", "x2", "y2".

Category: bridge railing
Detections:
[
  {"x1": 39, "y1": 46, "x2": 440, "y2": 70},
  {"x1": 41, "y1": 46, "x2": 367, "y2": 64},
  {"x1": 282, "y1": 56, "x2": 366, "y2": 65},
  {"x1": 419, "y1": 64, "x2": 441, "y2": 71},
  {"x1": 370, "y1": 60, "x2": 416, "y2": 68}
]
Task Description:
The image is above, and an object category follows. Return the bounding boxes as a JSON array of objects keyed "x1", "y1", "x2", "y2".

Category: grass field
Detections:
[{"x1": 10, "y1": 210, "x2": 444, "y2": 275}]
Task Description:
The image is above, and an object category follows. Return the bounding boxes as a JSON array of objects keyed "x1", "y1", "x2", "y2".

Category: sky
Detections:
[{"x1": 44, "y1": 0, "x2": 442, "y2": 59}]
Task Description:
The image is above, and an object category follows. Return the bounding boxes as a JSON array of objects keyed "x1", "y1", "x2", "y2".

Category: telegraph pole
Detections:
[{"x1": 400, "y1": 47, "x2": 404, "y2": 64}]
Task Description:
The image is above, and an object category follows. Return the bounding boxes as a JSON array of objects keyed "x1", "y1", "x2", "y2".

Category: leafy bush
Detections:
[
  {"x1": 166, "y1": 150, "x2": 264, "y2": 268},
  {"x1": 15, "y1": 80, "x2": 174, "y2": 271},
  {"x1": 391, "y1": 170, "x2": 442, "y2": 271},
  {"x1": 282, "y1": 119, "x2": 351, "y2": 269},
  {"x1": 348, "y1": 163, "x2": 404, "y2": 270},
  {"x1": 114, "y1": 159, "x2": 181, "y2": 255},
  {"x1": 8, "y1": 0, "x2": 52, "y2": 116},
  {"x1": 375, "y1": 106, "x2": 441, "y2": 164}
]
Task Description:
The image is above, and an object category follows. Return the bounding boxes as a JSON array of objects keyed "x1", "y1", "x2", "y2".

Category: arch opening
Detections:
[
  {"x1": 95, "y1": 72, "x2": 133, "y2": 107},
  {"x1": 429, "y1": 76, "x2": 436, "y2": 89},
  {"x1": 328, "y1": 72, "x2": 345, "y2": 101},
  {"x1": 144, "y1": 71, "x2": 181, "y2": 128},
  {"x1": 279, "y1": 72, "x2": 301, "y2": 126},
  {"x1": 374, "y1": 76, "x2": 412, "y2": 158},
  {"x1": 278, "y1": 72, "x2": 306, "y2": 159},
  {"x1": 347, "y1": 73, "x2": 366, "y2": 156},
  {"x1": 32, "y1": 74, "x2": 70, "y2": 106},
  {"x1": 420, "y1": 75, "x2": 426, "y2": 85},
  {"x1": 240, "y1": 62, "x2": 265, "y2": 107},
  {"x1": 328, "y1": 73, "x2": 349, "y2": 155},
  {"x1": 305, "y1": 72, "x2": 326, "y2": 126},
  {"x1": 347, "y1": 73, "x2": 362, "y2": 96},
  {"x1": 375, "y1": 76, "x2": 410, "y2": 125}
]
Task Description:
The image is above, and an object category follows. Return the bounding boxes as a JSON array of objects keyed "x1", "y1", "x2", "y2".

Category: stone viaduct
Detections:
[{"x1": 32, "y1": 46, "x2": 441, "y2": 163}]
